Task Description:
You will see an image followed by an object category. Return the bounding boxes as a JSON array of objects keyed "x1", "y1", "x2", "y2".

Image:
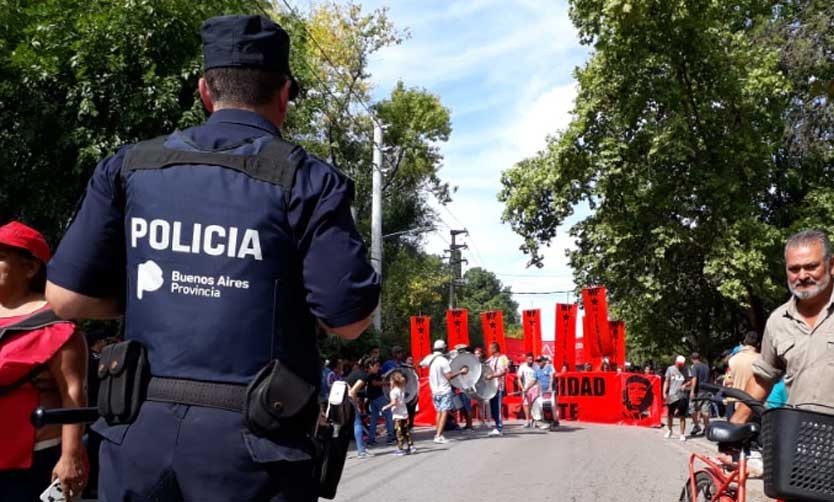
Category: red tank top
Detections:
[{"x1": 0, "y1": 306, "x2": 75, "y2": 469}]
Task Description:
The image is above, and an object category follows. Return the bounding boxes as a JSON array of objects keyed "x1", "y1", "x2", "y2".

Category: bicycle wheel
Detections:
[{"x1": 679, "y1": 471, "x2": 718, "y2": 502}]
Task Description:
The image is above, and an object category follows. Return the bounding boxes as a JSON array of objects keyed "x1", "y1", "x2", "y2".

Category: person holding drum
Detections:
[
  {"x1": 484, "y1": 342, "x2": 509, "y2": 436},
  {"x1": 428, "y1": 340, "x2": 469, "y2": 444}
]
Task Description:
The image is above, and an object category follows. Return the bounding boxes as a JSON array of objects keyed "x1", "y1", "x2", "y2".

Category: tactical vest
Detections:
[{"x1": 120, "y1": 132, "x2": 319, "y2": 387}]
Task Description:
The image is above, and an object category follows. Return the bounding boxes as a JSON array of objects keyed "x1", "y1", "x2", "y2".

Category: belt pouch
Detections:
[
  {"x1": 244, "y1": 359, "x2": 316, "y2": 438},
  {"x1": 97, "y1": 341, "x2": 149, "y2": 425}
]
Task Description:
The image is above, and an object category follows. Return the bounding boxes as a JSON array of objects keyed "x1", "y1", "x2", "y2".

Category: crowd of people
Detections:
[
  {"x1": 4, "y1": 208, "x2": 834, "y2": 499},
  {"x1": 325, "y1": 339, "x2": 641, "y2": 459},
  {"x1": 659, "y1": 333, "x2": 790, "y2": 443}
]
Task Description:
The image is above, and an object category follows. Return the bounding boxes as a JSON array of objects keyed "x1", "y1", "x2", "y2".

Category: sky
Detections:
[{"x1": 351, "y1": 0, "x2": 592, "y2": 340}]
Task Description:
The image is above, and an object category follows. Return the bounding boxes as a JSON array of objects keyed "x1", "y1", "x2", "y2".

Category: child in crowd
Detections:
[{"x1": 383, "y1": 372, "x2": 415, "y2": 455}]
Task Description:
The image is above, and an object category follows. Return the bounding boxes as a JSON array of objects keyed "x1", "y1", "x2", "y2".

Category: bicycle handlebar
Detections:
[{"x1": 697, "y1": 382, "x2": 767, "y2": 416}]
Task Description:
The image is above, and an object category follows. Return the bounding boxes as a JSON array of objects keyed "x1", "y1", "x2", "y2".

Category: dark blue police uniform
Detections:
[{"x1": 48, "y1": 15, "x2": 378, "y2": 502}]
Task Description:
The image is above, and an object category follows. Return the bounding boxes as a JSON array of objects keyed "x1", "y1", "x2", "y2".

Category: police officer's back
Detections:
[{"x1": 46, "y1": 15, "x2": 380, "y2": 501}]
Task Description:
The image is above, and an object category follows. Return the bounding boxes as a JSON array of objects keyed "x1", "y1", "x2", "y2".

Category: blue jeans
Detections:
[
  {"x1": 489, "y1": 390, "x2": 504, "y2": 431},
  {"x1": 368, "y1": 395, "x2": 395, "y2": 442},
  {"x1": 353, "y1": 402, "x2": 367, "y2": 454}
]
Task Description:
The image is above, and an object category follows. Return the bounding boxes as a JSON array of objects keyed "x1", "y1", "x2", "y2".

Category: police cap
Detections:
[{"x1": 201, "y1": 15, "x2": 299, "y2": 100}]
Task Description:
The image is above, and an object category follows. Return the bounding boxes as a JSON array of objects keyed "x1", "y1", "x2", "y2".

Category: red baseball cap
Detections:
[{"x1": 0, "y1": 221, "x2": 50, "y2": 263}]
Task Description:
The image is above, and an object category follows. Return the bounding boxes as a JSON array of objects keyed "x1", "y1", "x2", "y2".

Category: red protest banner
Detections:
[
  {"x1": 555, "y1": 304, "x2": 578, "y2": 371},
  {"x1": 581, "y1": 286, "x2": 613, "y2": 357},
  {"x1": 542, "y1": 372, "x2": 662, "y2": 426},
  {"x1": 446, "y1": 309, "x2": 469, "y2": 348},
  {"x1": 523, "y1": 309, "x2": 542, "y2": 357},
  {"x1": 481, "y1": 310, "x2": 505, "y2": 351},
  {"x1": 410, "y1": 316, "x2": 431, "y2": 376},
  {"x1": 609, "y1": 320, "x2": 626, "y2": 367},
  {"x1": 497, "y1": 371, "x2": 663, "y2": 427}
]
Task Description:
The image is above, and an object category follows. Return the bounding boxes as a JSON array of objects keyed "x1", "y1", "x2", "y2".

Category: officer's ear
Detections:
[
  {"x1": 277, "y1": 79, "x2": 291, "y2": 110},
  {"x1": 198, "y1": 78, "x2": 215, "y2": 114}
]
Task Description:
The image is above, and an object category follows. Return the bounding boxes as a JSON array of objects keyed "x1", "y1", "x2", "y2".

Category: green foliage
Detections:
[
  {"x1": 0, "y1": 0, "x2": 263, "y2": 243},
  {"x1": 0, "y1": 0, "x2": 465, "y2": 355},
  {"x1": 456, "y1": 267, "x2": 520, "y2": 347},
  {"x1": 499, "y1": 0, "x2": 834, "y2": 361}
]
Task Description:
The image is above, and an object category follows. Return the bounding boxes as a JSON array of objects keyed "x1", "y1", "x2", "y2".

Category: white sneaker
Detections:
[
  {"x1": 664, "y1": 429, "x2": 673, "y2": 439},
  {"x1": 487, "y1": 428, "x2": 503, "y2": 436},
  {"x1": 433, "y1": 436, "x2": 449, "y2": 444},
  {"x1": 679, "y1": 434, "x2": 687, "y2": 442}
]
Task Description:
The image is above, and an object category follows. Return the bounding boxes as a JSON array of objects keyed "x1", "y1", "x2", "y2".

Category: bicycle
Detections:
[
  {"x1": 679, "y1": 382, "x2": 766, "y2": 502},
  {"x1": 680, "y1": 382, "x2": 834, "y2": 502}
]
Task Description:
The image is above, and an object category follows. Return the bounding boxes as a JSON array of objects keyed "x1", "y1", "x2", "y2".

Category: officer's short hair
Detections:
[{"x1": 205, "y1": 68, "x2": 289, "y2": 107}]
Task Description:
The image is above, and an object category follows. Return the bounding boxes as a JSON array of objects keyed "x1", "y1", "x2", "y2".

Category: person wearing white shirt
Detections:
[{"x1": 427, "y1": 340, "x2": 469, "y2": 444}]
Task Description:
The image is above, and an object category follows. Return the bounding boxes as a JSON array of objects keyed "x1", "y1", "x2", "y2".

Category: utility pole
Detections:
[
  {"x1": 371, "y1": 122, "x2": 383, "y2": 333},
  {"x1": 446, "y1": 229, "x2": 468, "y2": 309}
]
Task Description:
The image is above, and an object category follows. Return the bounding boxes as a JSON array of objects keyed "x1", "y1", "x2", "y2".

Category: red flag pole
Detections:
[{"x1": 410, "y1": 316, "x2": 431, "y2": 376}]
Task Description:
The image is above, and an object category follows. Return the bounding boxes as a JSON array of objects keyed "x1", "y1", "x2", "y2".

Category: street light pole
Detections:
[{"x1": 371, "y1": 123, "x2": 383, "y2": 333}]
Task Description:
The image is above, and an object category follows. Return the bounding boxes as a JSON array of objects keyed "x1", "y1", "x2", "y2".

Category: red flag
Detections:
[
  {"x1": 582, "y1": 314, "x2": 594, "y2": 361},
  {"x1": 480, "y1": 310, "x2": 505, "y2": 351},
  {"x1": 523, "y1": 309, "x2": 542, "y2": 357},
  {"x1": 410, "y1": 316, "x2": 431, "y2": 376},
  {"x1": 446, "y1": 309, "x2": 469, "y2": 348},
  {"x1": 581, "y1": 287, "x2": 613, "y2": 357},
  {"x1": 609, "y1": 320, "x2": 626, "y2": 367},
  {"x1": 555, "y1": 304, "x2": 578, "y2": 370}
]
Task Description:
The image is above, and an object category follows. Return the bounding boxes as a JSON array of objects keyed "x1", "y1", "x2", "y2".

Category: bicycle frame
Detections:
[{"x1": 687, "y1": 449, "x2": 749, "y2": 502}]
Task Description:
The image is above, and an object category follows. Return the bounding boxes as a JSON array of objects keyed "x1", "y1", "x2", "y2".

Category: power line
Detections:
[
  {"x1": 494, "y1": 272, "x2": 572, "y2": 278},
  {"x1": 508, "y1": 289, "x2": 575, "y2": 296}
]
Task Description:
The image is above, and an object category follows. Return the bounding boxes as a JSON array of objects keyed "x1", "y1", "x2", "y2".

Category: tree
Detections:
[
  {"x1": 456, "y1": 267, "x2": 520, "y2": 347},
  {"x1": 0, "y1": 0, "x2": 459, "y2": 355},
  {"x1": 0, "y1": 0, "x2": 264, "y2": 244},
  {"x1": 499, "y1": 0, "x2": 834, "y2": 361}
]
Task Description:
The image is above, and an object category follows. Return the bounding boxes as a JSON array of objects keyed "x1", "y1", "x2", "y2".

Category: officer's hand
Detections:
[
  {"x1": 52, "y1": 449, "x2": 88, "y2": 501},
  {"x1": 460, "y1": 366, "x2": 469, "y2": 375}
]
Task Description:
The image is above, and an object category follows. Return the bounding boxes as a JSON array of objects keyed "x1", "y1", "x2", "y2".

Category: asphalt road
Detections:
[{"x1": 332, "y1": 421, "x2": 770, "y2": 502}]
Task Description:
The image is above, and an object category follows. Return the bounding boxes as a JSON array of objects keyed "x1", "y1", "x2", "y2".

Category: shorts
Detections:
[
  {"x1": 523, "y1": 387, "x2": 540, "y2": 405},
  {"x1": 459, "y1": 392, "x2": 472, "y2": 411},
  {"x1": 432, "y1": 391, "x2": 455, "y2": 412},
  {"x1": 667, "y1": 398, "x2": 688, "y2": 418}
]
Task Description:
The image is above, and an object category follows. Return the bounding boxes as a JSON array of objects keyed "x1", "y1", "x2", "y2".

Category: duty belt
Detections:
[{"x1": 146, "y1": 377, "x2": 246, "y2": 412}]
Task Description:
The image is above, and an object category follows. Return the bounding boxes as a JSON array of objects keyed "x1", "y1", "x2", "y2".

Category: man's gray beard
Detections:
[{"x1": 790, "y1": 273, "x2": 832, "y2": 301}]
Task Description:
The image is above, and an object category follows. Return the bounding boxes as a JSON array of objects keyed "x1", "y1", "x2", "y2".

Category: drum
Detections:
[
  {"x1": 449, "y1": 351, "x2": 481, "y2": 390},
  {"x1": 466, "y1": 363, "x2": 498, "y2": 402},
  {"x1": 382, "y1": 365, "x2": 420, "y2": 404}
]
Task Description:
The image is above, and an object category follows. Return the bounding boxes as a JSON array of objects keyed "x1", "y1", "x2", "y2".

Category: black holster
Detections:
[
  {"x1": 313, "y1": 386, "x2": 354, "y2": 499},
  {"x1": 97, "y1": 340, "x2": 149, "y2": 425},
  {"x1": 243, "y1": 359, "x2": 317, "y2": 439}
]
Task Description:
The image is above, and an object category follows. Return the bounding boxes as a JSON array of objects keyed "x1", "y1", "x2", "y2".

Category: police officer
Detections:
[{"x1": 45, "y1": 14, "x2": 379, "y2": 501}]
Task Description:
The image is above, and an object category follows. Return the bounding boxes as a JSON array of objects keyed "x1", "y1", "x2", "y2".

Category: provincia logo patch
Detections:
[
  {"x1": 135, "y1": 259, "x2": 250, "y2": 300},
  {"x1": 137, "y1": 260, "x2": 164, "y2": 299}
]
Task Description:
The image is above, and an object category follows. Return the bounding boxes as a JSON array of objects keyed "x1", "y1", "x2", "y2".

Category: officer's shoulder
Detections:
[
  {"x1": 292, "y1": 147, "x2": 352, "y2": 183},
  {"x1": 94, "y1": 142, "x2": 142, "y2": 181}
]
